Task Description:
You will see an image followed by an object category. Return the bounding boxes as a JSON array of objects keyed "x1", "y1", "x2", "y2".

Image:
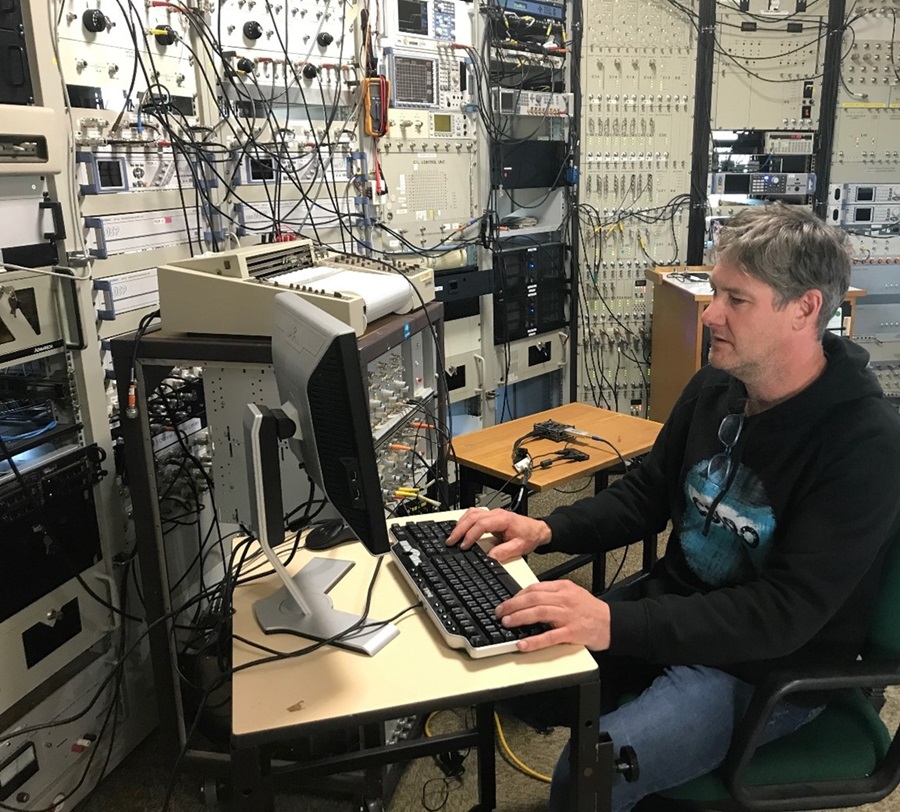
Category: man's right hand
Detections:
[{"x1": 445, "y1": 508, "x2": 552, "y2": 563}]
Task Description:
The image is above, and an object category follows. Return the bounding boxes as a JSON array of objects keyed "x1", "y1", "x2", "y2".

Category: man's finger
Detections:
[
  {"x1": 445, "y1": 508, "x2": 488, "y2": 544},
  {"x1": 485, "y1": 541, "x2": 523, "y2": 563},
  {"x1": 499, "y1": 604, "x2": 560, "y2": 629},
  {"x1": 458, "y1": 512, "x2": 514, "y2": 549},
  {"x1": 516, "y1": 626, "x2": 568, "y2": 653},
  {"x1": 496, "y1": 581, "x2": 566, "y2": 613}
]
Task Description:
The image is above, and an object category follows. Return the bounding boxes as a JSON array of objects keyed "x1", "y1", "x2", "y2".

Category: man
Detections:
[{"x1": 447, "y1": 203, "x2": 900, "y2": 811}]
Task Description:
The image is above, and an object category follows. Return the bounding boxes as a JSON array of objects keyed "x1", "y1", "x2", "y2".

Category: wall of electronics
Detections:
[
  {"x1": 0, "y1": 5, "x2": 157, "y2": 808},
  {"x1": 829, "y1": 2, "x2": 900, "y2": 407},
  {"x1": 2, "y1": 0, "x2": 900, "y2": 805},
  {"x1": 575, "y1": 0, "x2": 694, "y2": 415}
]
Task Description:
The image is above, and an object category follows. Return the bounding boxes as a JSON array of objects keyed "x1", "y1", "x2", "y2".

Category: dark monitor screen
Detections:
[{"x1": 242, "y1": 292, "x2": 396, "y2": 653}]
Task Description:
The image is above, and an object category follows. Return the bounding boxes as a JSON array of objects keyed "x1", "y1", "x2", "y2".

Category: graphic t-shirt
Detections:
[{"x1": 681, "y1": 460, "x2": 776, "y2": 587}]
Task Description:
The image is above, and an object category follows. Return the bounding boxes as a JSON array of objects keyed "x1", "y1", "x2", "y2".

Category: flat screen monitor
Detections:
[
  {"x1": 271, "y1": 292, "x2": 390, "y2": 555},
  {"x1": 242, "y1": 292, "x2": 397, "y2": 654}
]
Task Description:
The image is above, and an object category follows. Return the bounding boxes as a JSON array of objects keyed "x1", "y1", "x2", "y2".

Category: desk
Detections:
[
  {"x1": 230, "y1": 511, "x2": 605, "y2": 811},
  {"x1": 452, "y1": 403, "x2": 663, "y2": 592},
  {"x1": 108, "y1": 305, "x2": 447, "y2": 787}
]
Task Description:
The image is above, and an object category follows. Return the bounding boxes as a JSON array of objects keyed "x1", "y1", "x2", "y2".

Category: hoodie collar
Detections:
[{"x1": 721, "y1": 333, "x2": 879, "y2": 424}]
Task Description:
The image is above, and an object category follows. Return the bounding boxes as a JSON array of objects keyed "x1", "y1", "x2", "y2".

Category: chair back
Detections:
[{"x1": 862, "y1": 531, "x2": 900, "y2": 661}]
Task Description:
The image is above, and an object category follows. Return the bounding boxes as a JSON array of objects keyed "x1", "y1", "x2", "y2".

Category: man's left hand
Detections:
[{"x1": 496, "y1": 580, "x2": 612, "y2": 653}]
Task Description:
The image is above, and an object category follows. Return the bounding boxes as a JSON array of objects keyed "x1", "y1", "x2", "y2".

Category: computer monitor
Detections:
[
  {"x1": 242, "y1": 292, "x2": 398, "y2": 655},
  {"x1": 271, "y1": 292, "x2": 390, "y2": 554}
]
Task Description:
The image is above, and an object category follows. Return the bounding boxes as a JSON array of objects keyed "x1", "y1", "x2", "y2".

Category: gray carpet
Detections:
[{"x1": 82, "y1": 482, "x2": 900, "y2": 811}]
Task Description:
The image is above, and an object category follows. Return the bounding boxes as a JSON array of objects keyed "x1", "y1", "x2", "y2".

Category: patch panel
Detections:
[
  {"x1": 231, "y1": 196, "x2": 353, "y2": 236},
  {"x1": 56, "y1": 0, "x2": 199, "y2": 121}
]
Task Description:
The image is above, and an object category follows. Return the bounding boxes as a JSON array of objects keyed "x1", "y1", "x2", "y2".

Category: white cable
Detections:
[{"x1": 0, "y1": 262, "x2": 93, "y2": 282}]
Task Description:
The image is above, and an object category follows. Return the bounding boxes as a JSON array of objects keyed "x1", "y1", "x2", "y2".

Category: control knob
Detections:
[{"x1": 83, "y1": 10, "x2": 108, "y2": 33}]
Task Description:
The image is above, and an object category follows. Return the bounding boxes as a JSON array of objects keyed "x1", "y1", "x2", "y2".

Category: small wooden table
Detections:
[{"x1": 452, "y1": 403, "x2": 663, "y2": 590}]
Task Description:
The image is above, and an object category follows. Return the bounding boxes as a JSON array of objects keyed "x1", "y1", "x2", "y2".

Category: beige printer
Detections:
[{"x1": 157, "y1": 240, "x2": 435, "y2": 337}]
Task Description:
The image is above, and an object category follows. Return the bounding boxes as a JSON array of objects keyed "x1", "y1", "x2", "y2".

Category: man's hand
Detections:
[
  {"x1": 496, "y1": 581, "x2": 612, "y2": 653},
  {"x1": 446, "y1": 507, "x2": 552, "y2": 562}
]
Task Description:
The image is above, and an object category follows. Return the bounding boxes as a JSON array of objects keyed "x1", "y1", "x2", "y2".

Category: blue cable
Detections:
[{"x1": 0, "y1": 420, "x2": 58, "y2": 443}]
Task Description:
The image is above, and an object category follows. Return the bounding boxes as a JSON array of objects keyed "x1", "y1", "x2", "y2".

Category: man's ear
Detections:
[{"x1": 794, "y1": 289, "x2": 823, "y2": 330}]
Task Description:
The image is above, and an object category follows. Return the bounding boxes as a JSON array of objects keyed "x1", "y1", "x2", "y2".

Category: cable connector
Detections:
[
  {"x1": 513, "y1": 454, "x2": 532, "y2": 474},
  {"x1": 125, "y1": 381, "x2": 138, "y2": 419}
]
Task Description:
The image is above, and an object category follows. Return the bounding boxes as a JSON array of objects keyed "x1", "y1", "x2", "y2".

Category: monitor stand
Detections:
[
  {"x1": 244, "y1": 403, "x2": 398, "y2": 656},
  {"x1": 253, "y1": 557, "x2": 398, "y2": 656}
]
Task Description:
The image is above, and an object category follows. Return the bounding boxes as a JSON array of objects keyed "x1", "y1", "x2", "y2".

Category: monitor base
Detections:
[{"x1": 253, "y1": 557, "x2": 399, "y2": 656}]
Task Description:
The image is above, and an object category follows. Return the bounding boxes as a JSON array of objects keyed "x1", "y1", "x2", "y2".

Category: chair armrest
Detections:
[{"x1": 722, "y1": 661, "x2": 900, "y2": 811}]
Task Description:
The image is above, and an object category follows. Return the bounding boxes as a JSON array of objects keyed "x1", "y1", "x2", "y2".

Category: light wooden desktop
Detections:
[
  {"x1": 230, "y1": 511, "x2": 605, "y2": 811},
  {"x1": 452, "y1": 402, "x2": 662, "y2": 504},
  {"x1": 451, "y1": 404, "x2": 663, "y2": 591}
]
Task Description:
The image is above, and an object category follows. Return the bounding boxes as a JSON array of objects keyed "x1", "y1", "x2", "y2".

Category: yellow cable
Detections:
[
  {"x1": 493, "y1": 712, "x2": 552, "y2": 783},
  {"x1": 425, "y1": 710, "x2": 551, "y2": 783}
]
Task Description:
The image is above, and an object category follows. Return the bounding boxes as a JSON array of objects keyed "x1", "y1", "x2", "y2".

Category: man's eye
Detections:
[{"x1": 729, "y1": 296, "x2": 744, "y2": 305}]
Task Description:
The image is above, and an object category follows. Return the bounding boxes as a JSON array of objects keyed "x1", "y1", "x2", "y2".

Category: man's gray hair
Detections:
[{"x1": 715, "y1": 203, "x2": 852, "y2": 337}]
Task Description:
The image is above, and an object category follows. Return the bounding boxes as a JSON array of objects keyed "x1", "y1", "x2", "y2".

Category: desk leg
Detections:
[
  {"x1": 459, "y1": 466, "x2": 530, "y2": 515},
  {"x1": 229, "y1": 746, "x2": 273, "y2": 812},
  {"x1": 459, "y1": 466, "x2": 480, "y2": 508},
  {"x1": 642, "y1": 534, "x2": 658, "y2": 572},
  {"x1": 474, "y1": 702, "x2": 497, "y2": 811},
  {"x1": 361, "y1": 723, "x2": 386, "y2": 807},
  {"x1": 593, "y1": 470, "x2": 611, "y2": 494},
  {"x1": 592, "y1": 555, "x2": 607, "y2": 594},
  {"x1": 571, "y1": 680, "x2": 606, "y2": 812},
  {"x1": 591, "y1": 471, "x2": 612, "y2": 591}
]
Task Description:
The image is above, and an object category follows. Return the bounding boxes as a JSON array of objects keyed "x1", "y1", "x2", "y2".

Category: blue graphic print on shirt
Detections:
[{"x1": 681, "y1": 460, "x2": 776, "y2": 586}]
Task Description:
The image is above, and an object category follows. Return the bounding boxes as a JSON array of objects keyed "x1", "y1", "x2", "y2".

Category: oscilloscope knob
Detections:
[
  {"x1": 243, "y1": 21, "x2": 263, "y2": 40},
  {"x1": 83, "y1": 10, "x2": 108, "y2": 33}
]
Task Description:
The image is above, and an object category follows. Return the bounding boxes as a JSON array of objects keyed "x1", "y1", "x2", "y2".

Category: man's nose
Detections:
[{"x1": 701, "y1": 300, "x2": 719, "y2": 327}]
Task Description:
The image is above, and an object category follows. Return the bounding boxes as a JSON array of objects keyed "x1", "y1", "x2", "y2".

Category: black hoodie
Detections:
[{"x1": 541, "y1": 333, "x2": 900, "y2": 683}]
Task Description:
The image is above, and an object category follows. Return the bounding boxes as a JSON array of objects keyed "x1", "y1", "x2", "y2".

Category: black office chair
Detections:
[{"x1": 652, "y1": 533, "x2": 900, "y2": 811}]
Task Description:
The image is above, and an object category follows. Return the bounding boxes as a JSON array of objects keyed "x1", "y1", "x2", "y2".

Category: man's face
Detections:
[{"x1": 701, "y1": 260, "x2": 797, "y2": 382}]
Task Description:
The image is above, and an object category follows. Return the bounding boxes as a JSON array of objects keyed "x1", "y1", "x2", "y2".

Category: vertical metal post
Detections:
[
  {"x1": 572, "y1": 679, "x2": 605, "y2": 812},
  {"x1": 569, "y1": 0, "x2": 585, "y2": 404},
  {"x1": 686, "y1": 0, "x2": 717, "y2": 265},
  {"x1": 475, "y1": 702, "x2": 497, "y2": 810},
  {"x1": 811, "y1": 0, "x2": 847, "y2": 219},
  {"x1": 229, "y1": 747, "x2": 273, "y2": 812}
]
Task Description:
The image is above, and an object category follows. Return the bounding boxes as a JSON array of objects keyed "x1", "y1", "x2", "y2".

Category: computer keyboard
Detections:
[{"x1": 389, "y1": 518, "x2": 551, "y2": 658}]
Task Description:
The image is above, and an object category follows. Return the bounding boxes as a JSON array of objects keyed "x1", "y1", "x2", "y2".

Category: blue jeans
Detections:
[{"x1": 549, "y1": 665, "x2": 822, "y2": 812}]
